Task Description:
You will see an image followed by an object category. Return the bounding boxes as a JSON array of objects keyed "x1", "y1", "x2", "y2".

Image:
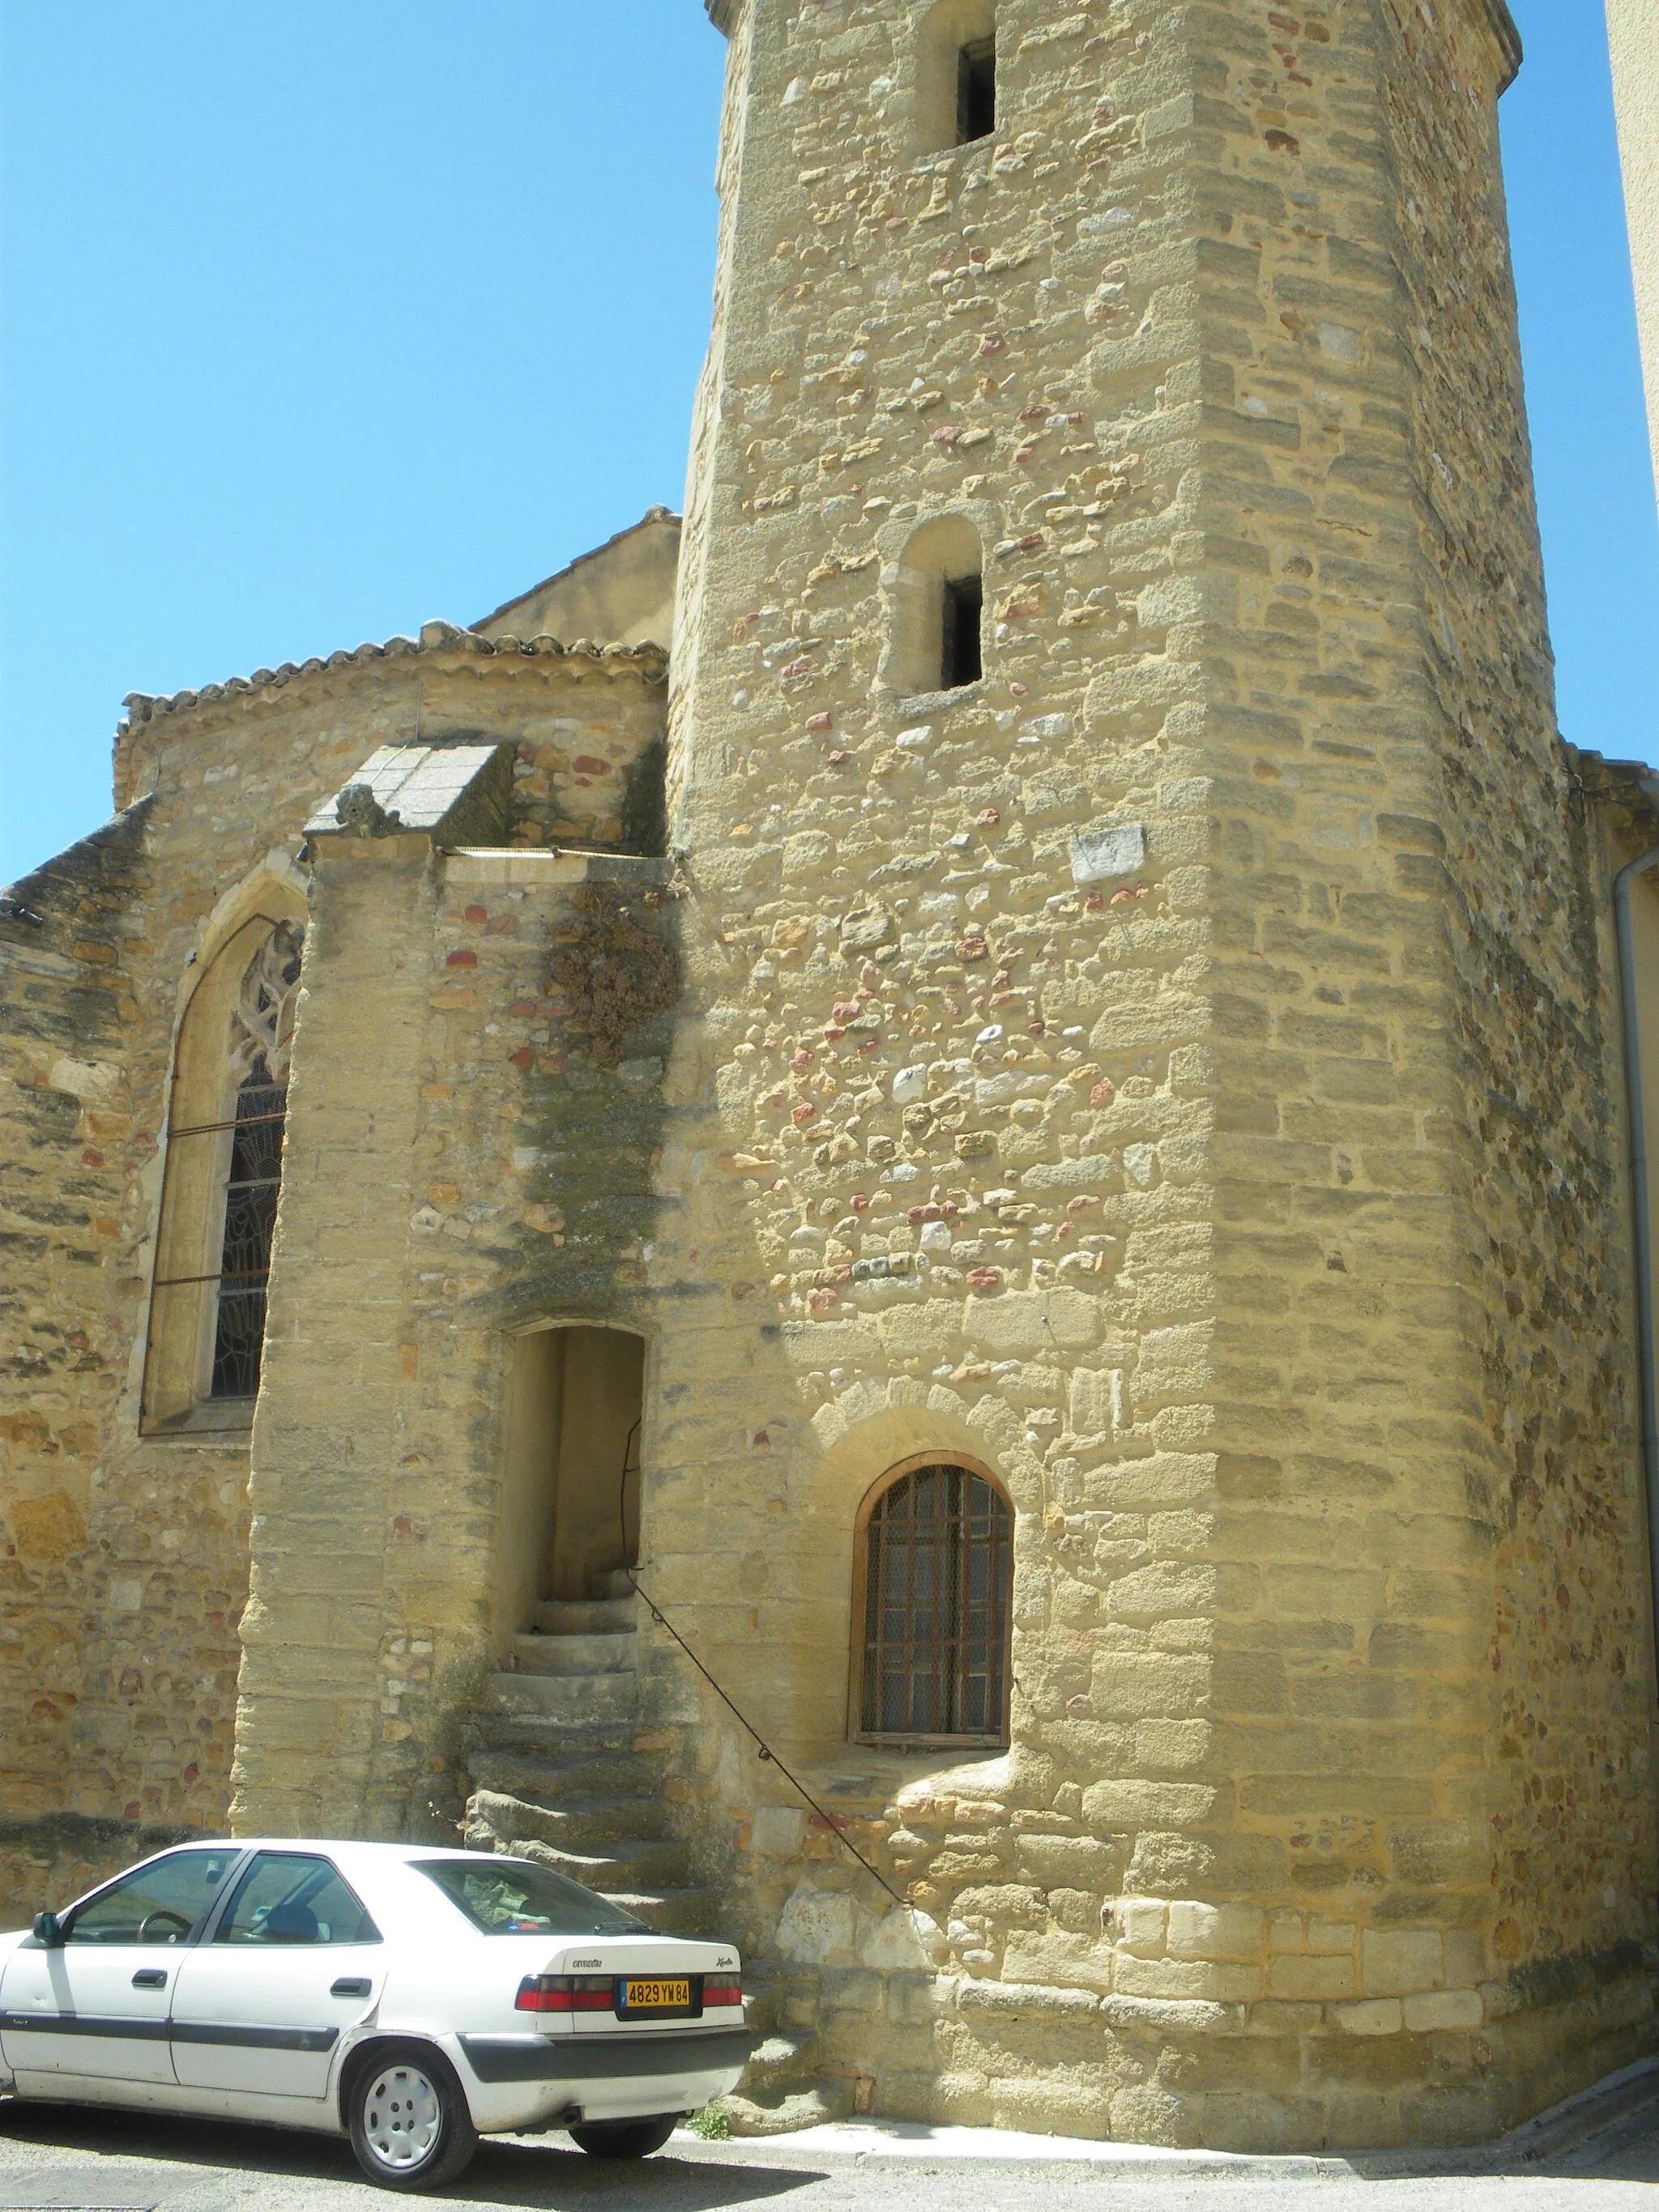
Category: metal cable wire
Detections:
[{"x1": 616, "y1": 1419, "x2": 907, "y2": 1912}]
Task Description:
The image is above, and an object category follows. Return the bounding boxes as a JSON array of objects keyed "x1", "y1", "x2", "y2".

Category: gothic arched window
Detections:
[
  {"x1": 855, "y1": 1460, "x2": 1013, "y2": 1745},
  {"x1": 143, "y1": 916, "x2": 304, "y2": 1431}
]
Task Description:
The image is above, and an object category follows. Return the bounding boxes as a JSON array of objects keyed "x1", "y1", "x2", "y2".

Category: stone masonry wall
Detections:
[
  {"x1": 0, "y1": 637, "x2": 666, "y2": 1925},
  {"x1": 6, "y1": 0, "x2": 1654, "y2": 2155},
  {"x1": 2, "y1": 807, "x2": 160, "y2": 1854},
  {"x1": 1375, "y1": 0, "x2": 1657, "y2": 2028},
  {"x1": 228, "y1": 664, "x2": 672, "y2": 1839},
  {"x1": 620, "y1": 0, "x2": 1659, "y2": 2149}
]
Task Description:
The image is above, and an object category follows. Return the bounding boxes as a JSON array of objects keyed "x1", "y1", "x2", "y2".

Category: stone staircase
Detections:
[
  {"x1": 462, "y1": 1571, "x2": 717, "y2": 1935},
  {"x1": 463, "y1": 1568, "x2": 851, "y2": 2129}
]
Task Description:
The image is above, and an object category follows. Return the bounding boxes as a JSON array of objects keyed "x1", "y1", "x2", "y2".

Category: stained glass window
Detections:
[{"x1": 859, "y1": 1463, "x2": 1012, "y2": 1743}]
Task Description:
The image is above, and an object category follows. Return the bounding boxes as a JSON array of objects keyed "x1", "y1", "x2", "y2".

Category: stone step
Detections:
[
  {"x1": 468, "y1": 1790, "x2": 680, "y2": 1870},
  {"x1": 465, "y1": 1779, "x2": 671, "y2": 1839},
  {"x1": 603, "y1": 1886, "x2": 723, "y2": 1937},
  {"x1": 513, "y1": 1630, "x2": 636, "y2": 1678},
  {"x1": 488, "y1": 1670, "x2": 636, "y2": 1723},
  {"x1": 534, "y1": 1595, "x2": 637, "y2": 1635},
  {"x1": 723, "y1": 2080, "x2": 857, "y2": 2137},
  {"x1": 741, "y1": 2033, "x2": 815, "y2": 2088},
  {"x1": 471, "y1": 1824, "x2": 690, "y2": 1894},
  {"x1": 463, "y1": 1709, "x2": 642, "y2": 1758},
  {"x1": 465, "y1": 1745, "x2": 665, "y2": 1804}
]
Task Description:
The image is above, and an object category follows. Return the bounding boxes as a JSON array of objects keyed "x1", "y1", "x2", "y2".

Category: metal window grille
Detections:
[{"x1": 860, "y1": 1463, "x2": 1012, "y2": 1744}]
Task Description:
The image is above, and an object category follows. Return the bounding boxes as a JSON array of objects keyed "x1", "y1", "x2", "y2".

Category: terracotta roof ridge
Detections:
[{"x1": 121, "y1": 624, "x2": 668, "y2": 729}]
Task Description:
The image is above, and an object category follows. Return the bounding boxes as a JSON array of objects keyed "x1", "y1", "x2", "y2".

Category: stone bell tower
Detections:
[{"x1": 646, "y1": 0, "x2": 1659, "y2": 2150}]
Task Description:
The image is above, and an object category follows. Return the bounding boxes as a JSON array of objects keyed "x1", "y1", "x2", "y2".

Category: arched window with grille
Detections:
[
  {"x1": 854, "y1": 1459, "x2": 1013, "y2": 1746},
  {"x1": 143, "y1": 914, "x2": 304, "y2": 1431}
]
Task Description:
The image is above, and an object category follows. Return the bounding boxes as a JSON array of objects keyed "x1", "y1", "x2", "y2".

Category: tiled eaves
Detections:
[{"x1": 119, "y1": 620, "x2": 669, "y2": 731}]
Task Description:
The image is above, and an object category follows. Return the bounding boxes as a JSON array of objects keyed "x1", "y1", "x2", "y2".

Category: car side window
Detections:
[
  {"x1": 65, "y1": 1848, "x2": 240, "y2": 1946},
  {"x1": 213, "y1": 1852, "x2": 380, "y2": 1946}
]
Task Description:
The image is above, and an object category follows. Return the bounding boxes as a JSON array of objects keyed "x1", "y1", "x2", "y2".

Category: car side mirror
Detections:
[{"x1": 32, "y1": 1912, "x2": 64, "y2": 1948}]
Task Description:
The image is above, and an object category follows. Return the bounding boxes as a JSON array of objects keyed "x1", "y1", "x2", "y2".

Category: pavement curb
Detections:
[
  {"x1": 675, "y1": 2051, "x2": 1659, "y2": 2177},
  {"x1": 1502, "y1": 2053, "x2": 1659, "y2": 2163}
]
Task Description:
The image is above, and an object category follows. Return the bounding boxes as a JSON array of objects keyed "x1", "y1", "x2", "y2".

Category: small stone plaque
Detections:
[{"x1": 1070, "y1": 822, "x2": 1146, "y2": 884}]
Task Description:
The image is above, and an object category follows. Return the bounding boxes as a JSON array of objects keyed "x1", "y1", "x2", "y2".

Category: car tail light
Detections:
[
  {"x1": 516, "y1": 1975, "x2": 614, "y2": 2014},
  {"x1": 703, "y1": 1981, "x2": 743, "y2": 2008}
]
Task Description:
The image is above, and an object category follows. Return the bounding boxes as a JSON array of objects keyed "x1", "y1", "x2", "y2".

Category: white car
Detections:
[{"x1": 0, "y1": 1838, "x2": 750, "y2": 2191}]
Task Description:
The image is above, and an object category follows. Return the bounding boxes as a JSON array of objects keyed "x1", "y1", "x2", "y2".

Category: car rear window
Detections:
[{"x1": 412, "y1": 1856, "x2": 649, "y2": 1937}]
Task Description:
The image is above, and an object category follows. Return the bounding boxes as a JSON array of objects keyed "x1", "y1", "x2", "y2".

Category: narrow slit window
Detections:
[
  {"x1": 859, "y1": 1463, "x2": 1012, "y2": 1744},
  {"x1": 957, "y1": 36, "x2": 996, "y2": 145},
  {"x1": 941, "y1": 573, "x2": 983, "y2": 689},
  {"x1": 210, "y1": 1053, "x2": 286, "y2": 1399}
]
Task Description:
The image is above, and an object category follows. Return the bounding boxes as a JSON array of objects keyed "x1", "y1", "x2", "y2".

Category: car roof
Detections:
[{"x1": 203, "y1": 1841, "x2": 478, "y2": 1861}]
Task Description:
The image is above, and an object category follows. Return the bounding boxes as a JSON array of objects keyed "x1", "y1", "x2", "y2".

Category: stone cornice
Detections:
[
  {"x1": 700, "y1": 0, "x2": 1520, "y2": 90},
  {"x1": 1480, "y1": 0, "x2": 1523, "y2": 93}
]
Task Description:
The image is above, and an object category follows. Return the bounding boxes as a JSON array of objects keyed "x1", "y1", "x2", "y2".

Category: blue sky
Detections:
[{"x1": 2, "y1": 1, "x2": 1655, "y2": 888}]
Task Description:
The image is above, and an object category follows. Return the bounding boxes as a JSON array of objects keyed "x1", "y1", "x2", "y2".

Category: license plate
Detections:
[{"x1": 623, "y1": 1978, "x2": 690, "y2": 2011}]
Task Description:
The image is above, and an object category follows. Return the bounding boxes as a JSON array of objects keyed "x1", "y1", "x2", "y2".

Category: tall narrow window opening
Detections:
[
  {"x1": 207, "y1": 926, "x2": 301, "y2": 1399},
  {"x1": 957, "y1": 36, "x2": 996, "y2": 144},
  {"x1": 941, "y1": 573, "x2": 984, "y2": 689},
  {"x1": 917, "y1": 1, "x2": 997, "y2": 160},
  {"x1": 143, "y1": 914, "x2": 304, "y2": 1431},
  {"x1": 496, "y1": 1326, "x2": 647, "y2": 1660},
  {"x1": 209, "y1": 1055, "x2": 286, "y2": 1397},
  {"x1": 857, "y1": 1460, "x2": 1012, "y2": 1745}
]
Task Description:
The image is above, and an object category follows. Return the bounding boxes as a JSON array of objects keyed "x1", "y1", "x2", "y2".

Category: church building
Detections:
[{"x1": 6, "y1": 0, "x2": 1659, "y2": 2150}]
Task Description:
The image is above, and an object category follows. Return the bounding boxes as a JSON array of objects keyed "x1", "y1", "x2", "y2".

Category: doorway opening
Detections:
[{"x1": 496, "y1": 1326, "x2": 646, "y2": 1654}]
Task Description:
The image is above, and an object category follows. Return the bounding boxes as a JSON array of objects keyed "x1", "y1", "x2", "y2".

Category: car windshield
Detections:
[{"x1": 412, "y1": 1856, "x2": 649, "y2": 1937}]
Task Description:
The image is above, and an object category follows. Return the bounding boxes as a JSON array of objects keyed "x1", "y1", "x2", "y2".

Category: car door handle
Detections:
[
  {"x1": 131, "y1": 1968, "x2": 168, "y2": 1989},
  {"x1": 331, "y1": 1977, "x2": 371, "y2": 1998}
]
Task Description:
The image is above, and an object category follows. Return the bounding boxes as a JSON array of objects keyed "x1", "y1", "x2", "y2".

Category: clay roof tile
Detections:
[{"x1": 119, "y1": 625, "x2": 666, "y2": 729}]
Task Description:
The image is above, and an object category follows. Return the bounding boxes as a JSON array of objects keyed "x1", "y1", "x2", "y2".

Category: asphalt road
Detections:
[{"x1": 2, "y1": 2096, "x2": 1659, "y2": 2211}]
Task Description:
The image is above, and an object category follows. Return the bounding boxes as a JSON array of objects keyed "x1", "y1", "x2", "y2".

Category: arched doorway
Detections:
[{"x1": 496, "y1": 1325, "x2": 646, "y2": 1656}]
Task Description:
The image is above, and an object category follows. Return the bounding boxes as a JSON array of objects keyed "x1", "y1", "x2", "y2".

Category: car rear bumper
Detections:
[
  {"x1": 458, "y1": 2026, "x2": 752, "y2": 2085},
  {"x1": 454, "y1": 2024, "x2": 753, "y2": 2133}
]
